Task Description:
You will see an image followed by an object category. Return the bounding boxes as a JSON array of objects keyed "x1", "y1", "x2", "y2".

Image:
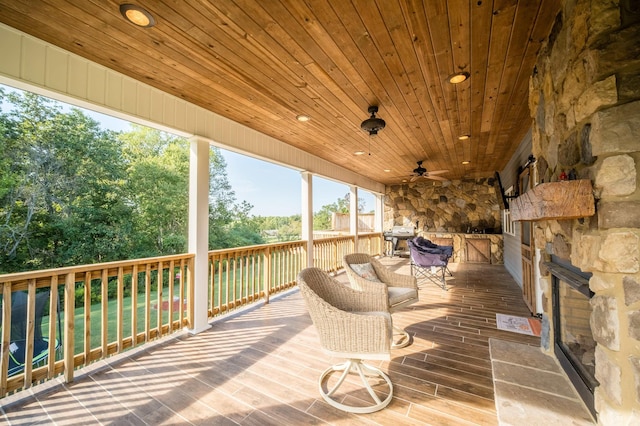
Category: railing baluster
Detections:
[
  {"x1": 156, "y1": 261, "x2": 163, "y2": 337},
  {"x1": 0, "y1": 282, "x2": 10, "y2": 397},
  {"x1": 145, "y1": 264, "x2": 151, "y2": 342},
  {"x1": 100, "y1": 269, "x2": 108, "y2": 358},
  {"x1": 117, "y1": 267, "x2": 124, "y2": 352},
  {"x1": 131, "y1": 265, "x2": 138, "y2": 347},
  {"x1": 64, "y1": 272, "x2": 75, "y2": 383},
  {"x1": 187, "y1": 257, "x2": 194, "y2": 329},
  {"x1": 84, "y1": 271, "x2": 91, "y2": 363},
  {"x1": 168, "y1": 260, "x2": 175, "y2": 333},
  {"x1": 48, "y1": 275, "x2": 58, "y2": 379},
  {"x1": 23, "y1": 279, "x2": 36, "y2": 389}
]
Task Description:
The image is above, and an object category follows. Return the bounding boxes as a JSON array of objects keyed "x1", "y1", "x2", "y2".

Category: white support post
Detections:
[
  {"x1": 350, "y1": 185, "x2": 359, "y2": 250},
  {"x1": 188, "y1": 136, "x2": 212, "y2": 334},
  {"x1": 301, "y1": 172, "x2": 314, "y2": 267},
  {"x1": 375, "y1": 194, "x2": 385, "y2": 256},
  {"x1": 374, "y1": 193, "x2": 384, "y2": 233}
]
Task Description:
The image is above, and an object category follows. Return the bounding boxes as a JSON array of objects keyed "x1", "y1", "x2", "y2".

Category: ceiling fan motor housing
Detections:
[{"x1": 360, "y1": 105, "x2": 386, "y2": 135}]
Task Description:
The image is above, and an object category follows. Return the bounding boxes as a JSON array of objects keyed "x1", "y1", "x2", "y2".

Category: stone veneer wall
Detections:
[
  {"x1": 529, "y1": 1, "x2": 640, "y2": 423},
  {"x1": 384, "y1": 179, "x2": 502, "y2": 234}
]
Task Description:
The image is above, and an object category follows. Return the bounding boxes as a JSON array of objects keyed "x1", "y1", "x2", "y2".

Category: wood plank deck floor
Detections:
[{"x1": 1, "y1": 260, "x2": 541, "y2": 425}]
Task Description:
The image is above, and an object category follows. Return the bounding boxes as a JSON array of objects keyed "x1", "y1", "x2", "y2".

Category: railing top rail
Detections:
[
  {"x1": 0, "y1": 253, "x2": 195, "y2": 282},
  {"x1": 208, "y1": 240, "x2": 308, "y2": 256}
]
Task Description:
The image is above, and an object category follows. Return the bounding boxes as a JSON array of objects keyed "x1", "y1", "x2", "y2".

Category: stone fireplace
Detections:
[{"x1": 525, "y1": 0, "x2": 640, "y2": 424}]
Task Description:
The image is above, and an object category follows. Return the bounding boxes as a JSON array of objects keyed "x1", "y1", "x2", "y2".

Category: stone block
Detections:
[
  {"x1": 573, "y1": 233, "x2": 602, "y2": 272},
  {"x1": 631, "y1": 356, "x2": 640, "y2": 404},
  {"x1": 552, "y1": 234, "x2": 571, "y2": 259},
  {"x1": 589, "y1": 274, "x2": 615, "y2": 292},
  {"x1": 630, "y1": 310, "x2": 640, "y2": 341},
  {"x1": 574, "y1": 75, "x2": 617, "y2": 123},
  {"x1": 599, "y1": 232, "x2": 640, "y2": 273},
  {"x1": 558, "y1": 132, "x2": 581, "y2": 167},
  {"x1": 580, "y1": 123, "x2": 595, "y2": 165},
  {"x1": 595, "y1": 154, "x2": 637, "y2": 197},
  {"x1": 591, "y1": 296, "x2": 620, "y2": 350},
  {"x1": 561, "y1": 58, "x2": 587, "y2": 112},
  {"x1": 595, "y1": 346, "x2": 622, "y2": 405},
  {"x1": 591, "y1": 101, "x2": 640, "y2": 156},
  {"x1": 624, "y1": 276, "x2": 640, "y2": 306},
  {"x1": 599, "y1": 201, "x2": 640, "y2": 229}
]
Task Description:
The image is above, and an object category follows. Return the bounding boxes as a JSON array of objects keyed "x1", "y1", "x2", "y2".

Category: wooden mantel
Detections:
[{"x1": 510, "y1": 179, "x2": 595, "y2": 221}]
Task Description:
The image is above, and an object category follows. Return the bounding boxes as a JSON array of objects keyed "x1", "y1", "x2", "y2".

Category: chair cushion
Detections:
[
  {"x1": 388, "y1": 287, "x2": 417, "y2": 306},
  {"x1": 350, "y1": 263, "x2": 382, "y2": 282}
]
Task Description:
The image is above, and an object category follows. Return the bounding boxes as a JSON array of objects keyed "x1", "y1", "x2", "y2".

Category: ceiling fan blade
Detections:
[
  {"x1": 426, "y1": 169, "x2": 449, "y2": 175},
  {"x1": 410, "y1": 175, "x2": 419, "y2": 182},
  {"x1": 425, "y1": 175, "x2": 449, "y2": 181}
]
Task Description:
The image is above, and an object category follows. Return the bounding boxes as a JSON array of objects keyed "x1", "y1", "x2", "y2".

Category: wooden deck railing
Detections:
[
  {"x1": 0, "y1": 233, "x2": 382, "y2": 397},
  {"x1": 0, "y1": 254, "x2": 194, "y2": 397}
]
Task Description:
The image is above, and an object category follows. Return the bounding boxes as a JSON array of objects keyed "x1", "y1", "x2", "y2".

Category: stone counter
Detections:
[{"x1": 420, "y1": 232, "x2": 503, "y2": 264}]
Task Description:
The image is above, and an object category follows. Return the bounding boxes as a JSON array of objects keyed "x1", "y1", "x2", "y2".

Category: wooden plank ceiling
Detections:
[{"x1": 0, "y1": 0, "x2": 560, "y2": 185}]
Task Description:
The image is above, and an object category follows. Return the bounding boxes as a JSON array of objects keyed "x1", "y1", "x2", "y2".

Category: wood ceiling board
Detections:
[{"x1": 0, "y1": 0, "x2": 559, "y2": 184}]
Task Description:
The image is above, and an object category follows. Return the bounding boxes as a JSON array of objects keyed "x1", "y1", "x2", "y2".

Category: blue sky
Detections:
[
  {"x1": 1, "y1": 84, "x2": 374, "y2": 216},
  {"x1": 81, "y1": 111, "x2": 374, "y2": 217}
]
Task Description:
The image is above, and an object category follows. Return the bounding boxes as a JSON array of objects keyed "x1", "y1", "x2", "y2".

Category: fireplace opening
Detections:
[{"x1": 547, "y1": 255, "x2": 598, "y2": 419}]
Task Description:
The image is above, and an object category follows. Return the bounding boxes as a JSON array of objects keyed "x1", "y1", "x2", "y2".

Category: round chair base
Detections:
[
  {"x1": 392, "y1": 325, "x2": 412, "y2": 349},
  {"x1": 319, "y1": 360, "x2": 393, "y2": 413}
]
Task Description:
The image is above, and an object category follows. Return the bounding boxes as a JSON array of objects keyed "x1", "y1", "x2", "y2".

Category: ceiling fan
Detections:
[{"x1": 410, "y1": 161, "x2": 449, "y2": 182}]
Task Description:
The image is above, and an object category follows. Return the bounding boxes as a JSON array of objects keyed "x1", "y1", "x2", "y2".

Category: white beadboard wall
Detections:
[
  {"x1": 0, "y1": 23, "x2": 385, "y2": 195},
  {"x1": 500, "y1": 129, "x2": 532, "y2": 287}
]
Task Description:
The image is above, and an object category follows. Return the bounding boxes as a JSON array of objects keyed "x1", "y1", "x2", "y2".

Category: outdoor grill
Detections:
[{"x1": 383, "y1": 226, "x2": 415, "y2": 257}]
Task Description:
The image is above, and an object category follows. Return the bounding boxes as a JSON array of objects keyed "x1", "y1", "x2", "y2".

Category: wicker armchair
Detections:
[
  {"x1": 297, "y1": 267, "x2": 393, "y2": 413},
  {"x1": 343, "y1": 253, "x2": 418, "y2": 348}
]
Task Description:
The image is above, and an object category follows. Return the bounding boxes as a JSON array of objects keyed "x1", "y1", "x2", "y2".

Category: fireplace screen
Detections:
[
  {"x1": 557, "y1": 279, "x2": 596, "y2": 383},
  {"x1": 548, "y1": 256, "x2": 597, "y2": 418}
]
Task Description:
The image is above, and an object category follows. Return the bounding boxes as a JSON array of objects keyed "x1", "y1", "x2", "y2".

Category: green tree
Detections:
[
  {"x1": 208, "y1": 150, "x2": 264, "y2": 249},
  {"x1": 313, "y1": 193, "x2": 367, "y2": 230},
  {"x1": 0, "y1": 91, "x2": 132, "y2": 272},
  {"x1": 0, "y1": 89, "x2": 265, "y2": 274},
  {"x1": 120, "y1": 126, "x2": 190, "y2": 256}
]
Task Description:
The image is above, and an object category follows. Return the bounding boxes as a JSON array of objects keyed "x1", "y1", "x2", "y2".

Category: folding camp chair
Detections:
[
  {"x1": 407, "y1": 239, "x2": 450, "y2": 290},
  {"x1": 412, "y1": 236, "x2": 454, "y2": 277}
]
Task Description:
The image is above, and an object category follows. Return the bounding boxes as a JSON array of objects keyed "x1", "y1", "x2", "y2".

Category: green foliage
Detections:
[
  {"x1": 252, "y1": 214, "x2": 301, "y2": 242},
  {"x1": 0, "y1": 89, "x2": 265, "y2": 274},
  {"x1": 313, "y1": 193, "x2": 368, "y2": 230}
]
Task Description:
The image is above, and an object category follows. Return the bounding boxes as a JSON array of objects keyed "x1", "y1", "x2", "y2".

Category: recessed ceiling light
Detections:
[
  {"x1": 384, "y1": 169, "x2": 391, "y2": 172},
  {"x1": 462, "y1": 160, "x2": 471, "y2": 165},
  {"x1": 296, "y1": 114, "x2": 310, "y2": 122},
  {"x1": 458, "y1": 134, "x2": 470, "y2": 140},
  {"x1": 120, "y1": 4, "x2": 155, "y2": 28},
  {"x1": 448, "y1": 72, "x2": 470, "y2": 84},
  {"x1": 354, "y1": 151, "x2": 365, "y2": 156}
]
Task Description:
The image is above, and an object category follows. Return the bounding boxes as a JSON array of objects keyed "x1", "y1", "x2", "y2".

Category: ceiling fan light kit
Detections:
[{"x1": 360, "y1": 105, "x2": 386, "y2": 136}]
